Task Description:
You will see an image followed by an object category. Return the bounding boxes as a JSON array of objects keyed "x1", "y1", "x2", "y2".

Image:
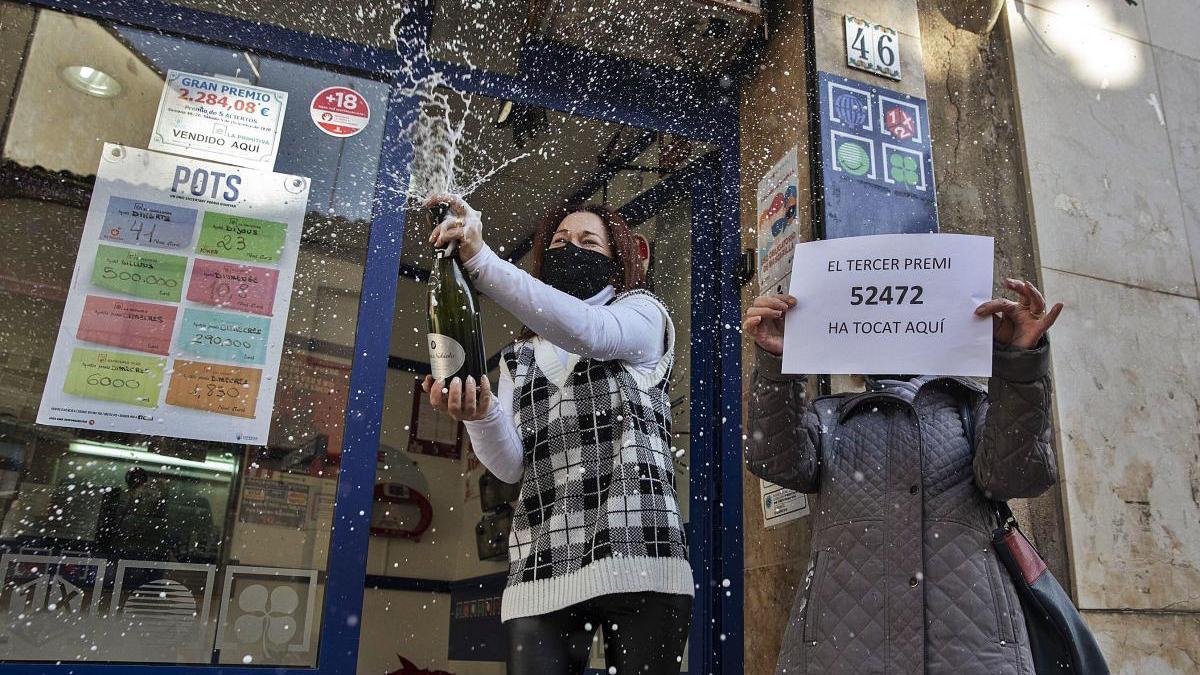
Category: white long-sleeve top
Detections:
[{"x1": 460, "y1": 244, "x2": 666, "y2": 483}]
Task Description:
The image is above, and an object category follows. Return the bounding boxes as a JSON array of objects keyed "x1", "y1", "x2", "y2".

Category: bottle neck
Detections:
[{"x1": 434, "y1": 240, "x2": 458, "y2": 259}]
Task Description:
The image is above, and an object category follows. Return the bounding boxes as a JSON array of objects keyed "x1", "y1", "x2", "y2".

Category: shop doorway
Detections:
[{"x1": 358, "y1": 94, "x2": 716, "y2": 674}]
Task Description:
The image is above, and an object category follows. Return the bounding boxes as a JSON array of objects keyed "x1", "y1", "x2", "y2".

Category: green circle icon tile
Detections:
[{"x1": 837, "y1": 141, "x2": 870, "y2": 176}]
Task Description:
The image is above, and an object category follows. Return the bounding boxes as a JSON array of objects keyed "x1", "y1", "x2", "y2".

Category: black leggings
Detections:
[{"x1": 506, "y1": 592, "x2": 692, "y2": 675}]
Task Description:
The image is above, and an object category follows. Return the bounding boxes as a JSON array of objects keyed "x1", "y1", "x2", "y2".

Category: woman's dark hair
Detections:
[{"x1": 517, "y1": 203, "x2": 645, "y2": 340}]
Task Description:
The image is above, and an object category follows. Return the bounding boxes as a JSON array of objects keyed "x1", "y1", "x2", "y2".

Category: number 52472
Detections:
[{"x1": 850, "y1": 285, "x2": 923, "y2": 306}]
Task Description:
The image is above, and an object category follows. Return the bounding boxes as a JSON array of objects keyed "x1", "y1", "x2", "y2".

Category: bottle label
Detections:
[{"x1": 428, "y1": 333, "x2": 466, "y2": 379}]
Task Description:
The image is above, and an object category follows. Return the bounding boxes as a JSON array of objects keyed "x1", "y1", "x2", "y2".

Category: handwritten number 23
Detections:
[
  {"x1": 216, "y1": 234, "x2": 248, "y2": 251},
  {"x1": 850, "y1": 285, "x2": 923, "y2": 306}
]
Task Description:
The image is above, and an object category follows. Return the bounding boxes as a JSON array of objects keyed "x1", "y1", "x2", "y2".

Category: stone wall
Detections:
[
  {"x1": 737, "y1": 3, "x2": 812, "y2": 672},
  {"x1": 916, "y1": 2, "x2": 1072, "y2": 584}
]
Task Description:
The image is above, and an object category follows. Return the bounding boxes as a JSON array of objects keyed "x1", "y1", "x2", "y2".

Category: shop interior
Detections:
[{"x1": 0, "y1": 2, "x2": 707, "y2": 672}]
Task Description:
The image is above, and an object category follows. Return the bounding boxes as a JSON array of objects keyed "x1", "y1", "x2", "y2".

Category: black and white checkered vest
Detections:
[{"x1": 497, "y1": 290, "x2": 693, "y2": 622}]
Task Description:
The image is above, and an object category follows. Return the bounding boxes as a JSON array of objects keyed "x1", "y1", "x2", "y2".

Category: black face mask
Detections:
[{"x1": 541, "y1": 243, "x2": 620, "y2": 300}]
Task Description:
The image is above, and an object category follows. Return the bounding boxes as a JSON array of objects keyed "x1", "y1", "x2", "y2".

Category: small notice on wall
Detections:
[
  {"x1": 408, "y1": 377, "x2": 462, "y2": 460},
  {"x1": 761, "y1": 480, "x2": 809, "y2": 528},
  {"x1": 783, "y1": 233, "x2": 994, "y2": 377},
  {"x1": 150, "y1": 70, "x2": 287, "y2": 171},
  {"x1": 756, "y1": 148, "x2": 800, "y2": 296},
  {"x1": 36, "y1": 144, "x2": 309, "y2": 445},
  {"x1": 238, "y1": 471, "x2": 312, "y2": 529}
]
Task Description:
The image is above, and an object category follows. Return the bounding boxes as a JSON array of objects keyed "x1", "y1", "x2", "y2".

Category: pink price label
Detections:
[
  {"x1": 76, "y1": 295, "x2": 178, "y2": 356},
  {"x1": 310, "y1": 86, "x2": 370, "y2": 138},
  {"x1": 186, "y1": 259, "x2": 278, "y2": 316}
]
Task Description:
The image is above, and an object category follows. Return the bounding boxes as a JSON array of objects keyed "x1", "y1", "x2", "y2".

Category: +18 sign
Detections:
[{"x1": 844, "y1": 15, "x2": 901, "y2": 81}]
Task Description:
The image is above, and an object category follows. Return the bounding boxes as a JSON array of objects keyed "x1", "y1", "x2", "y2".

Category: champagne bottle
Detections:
[{"x1": 427, "y1": 203, "x2": 486, "y2": 383}]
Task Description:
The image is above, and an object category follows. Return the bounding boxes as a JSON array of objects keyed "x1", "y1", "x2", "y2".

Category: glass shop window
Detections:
[{"x1": 0, "y1": 2, "x2": 388, "y2": 665}]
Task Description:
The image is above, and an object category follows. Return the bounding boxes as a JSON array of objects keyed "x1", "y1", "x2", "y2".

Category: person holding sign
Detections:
[
  {"x1": 421, "y1": 195, "x2": 691, "y2": 675},
  {"x1": 743, "y1": 278, "x2": 1063, "y2": 674}
]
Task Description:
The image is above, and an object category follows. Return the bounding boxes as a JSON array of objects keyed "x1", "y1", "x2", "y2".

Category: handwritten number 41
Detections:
[{"x1": 850, "y1": 285, "x2": 923, "y2": 305}]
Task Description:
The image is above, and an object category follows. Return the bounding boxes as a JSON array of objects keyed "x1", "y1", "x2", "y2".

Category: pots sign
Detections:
[{"x1": 310, "y1": 86, "x2": 370, "y2": 138}]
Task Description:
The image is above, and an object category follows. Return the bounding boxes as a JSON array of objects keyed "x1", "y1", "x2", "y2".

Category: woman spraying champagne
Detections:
[{"x1": 422, "y1": 194, "x2": 692, "y2": 675}]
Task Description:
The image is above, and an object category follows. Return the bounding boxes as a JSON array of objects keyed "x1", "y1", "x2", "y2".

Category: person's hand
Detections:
[
  {"x1": 743, "y1": 293, "x2": 797, "y2": 356},
  {"x1": 422, "y1": 374, "x2": 493, "y2": 422},
  {"x1": 974, "y1": 278, "x2": 1064, "y2": 350},
  {"x1": 425, "y1": 193, "x2": 484, "y2": 262}
]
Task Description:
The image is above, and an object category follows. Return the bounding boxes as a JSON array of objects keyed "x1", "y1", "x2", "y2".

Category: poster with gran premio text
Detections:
[
  {"x1": 36, "y1": 143, "x2": 309, "y2": 445},
  {"x1": 150, "y1": 70, "x2": 287, "y2": 171}
]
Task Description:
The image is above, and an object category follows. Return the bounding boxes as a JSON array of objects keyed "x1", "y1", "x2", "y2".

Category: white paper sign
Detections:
[
  {"x1": 150, "y1": 70, "x2": 287, "y2": 171},
  {"x1": 756, "y1": 149, "x2": 800, "y2": 296},
  {"x1": 783, "y1": 233, "x2": 994, "y2": 376},
  {"x1": 760, "y1": 480, "x2": 809, "y2": 528},
  {"x1": 36, "y1": 144, "x2": 310, "y2": 445}
]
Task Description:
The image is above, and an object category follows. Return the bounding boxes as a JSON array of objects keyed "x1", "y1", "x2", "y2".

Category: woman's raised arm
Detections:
[{"x1": 463, "y1": 244, "x2": 665, "y2": 366}]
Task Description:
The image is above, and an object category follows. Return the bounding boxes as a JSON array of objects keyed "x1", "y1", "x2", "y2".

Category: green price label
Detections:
[
  {"x1": 196, "y1": 212, "x2": 287, "y2": 264},
  {"x1": 63, "y1": 348, "x2": 166, "y2": 408},
  {"x1": 90, "y1": 244, "x2": 186, "y2": 302}
]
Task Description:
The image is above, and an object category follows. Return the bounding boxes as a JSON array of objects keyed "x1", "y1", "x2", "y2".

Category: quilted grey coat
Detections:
[{"x1": 746, "y1": 341, "x2": 1057, "y2": 674}]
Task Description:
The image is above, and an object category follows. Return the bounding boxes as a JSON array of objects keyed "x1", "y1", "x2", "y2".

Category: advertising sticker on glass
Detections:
[
  {"x1": 36, "y1": 144, "x2": 309, "y2": 445},
  {"x1": 756, "y1": 148, "x2": 800, "y2": 296}
]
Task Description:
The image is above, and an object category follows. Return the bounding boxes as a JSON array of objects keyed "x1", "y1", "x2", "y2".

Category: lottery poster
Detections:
[
  {"x1": 783, "y1": 233, "x2": 993, "y2": 377},
  {"x1": 817, "y1": 71, "x2": 938, "y2": 239},
  {"x1": 36, "y1": 143, "x2": 310, "y2": 445},
  {"x1": 756, "y1": 148, "x2": 800, "y2": 296}
]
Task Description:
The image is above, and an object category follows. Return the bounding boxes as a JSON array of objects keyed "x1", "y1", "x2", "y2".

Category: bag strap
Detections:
[
  {"x1": 957, "y1": 398, "x2": 975, "y2": 448},
  {"x1": 995, "y1": 500, "x2": 1016, "y2": 530},
  {"x1": 814, "y1": 397, "x2": 841, "y2": 451},
  {"x1": 957, "y1": 396, "x2": 1016, "y2": 531}
]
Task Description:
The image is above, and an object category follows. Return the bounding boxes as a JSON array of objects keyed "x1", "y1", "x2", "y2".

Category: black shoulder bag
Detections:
[{"x1": 960, "y1": 399, "x2": 1110, "y2": 674}]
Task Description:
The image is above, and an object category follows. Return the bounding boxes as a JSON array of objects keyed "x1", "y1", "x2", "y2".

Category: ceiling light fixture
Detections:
[
  {"x1": 59, "y1": 65, "x2": 123, "y2": 98},
  {"x1": 68, "y1": 440, "x2": 236, "y2": 474}
]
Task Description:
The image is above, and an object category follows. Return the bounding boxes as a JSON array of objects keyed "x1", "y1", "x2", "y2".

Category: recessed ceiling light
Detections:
[
  {"x1": 495, "y1": 100, "x2": 513, "y2": 125},
  {"x1": 60, "y1": 65, "x2": 123, "y2": 98}
]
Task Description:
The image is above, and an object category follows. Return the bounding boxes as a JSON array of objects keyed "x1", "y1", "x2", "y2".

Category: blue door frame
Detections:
[{"x1": 5, "y1": 2, "x2": 744, "y2": 673}]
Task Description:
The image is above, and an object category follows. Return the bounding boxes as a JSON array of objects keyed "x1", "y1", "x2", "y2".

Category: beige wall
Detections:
[
  {"x1": 737, "y1": 3, "x2": 812, "y2": 673},
  {"x1": 0, "y1": 2, "x2": 33, "y2": 127},
  {"x1": 1003, "y1": 0, "x2": 1200, "y2": 671},
  {"x1": 917, "y1": 2, "x2": 1072, "y2": 582}
]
